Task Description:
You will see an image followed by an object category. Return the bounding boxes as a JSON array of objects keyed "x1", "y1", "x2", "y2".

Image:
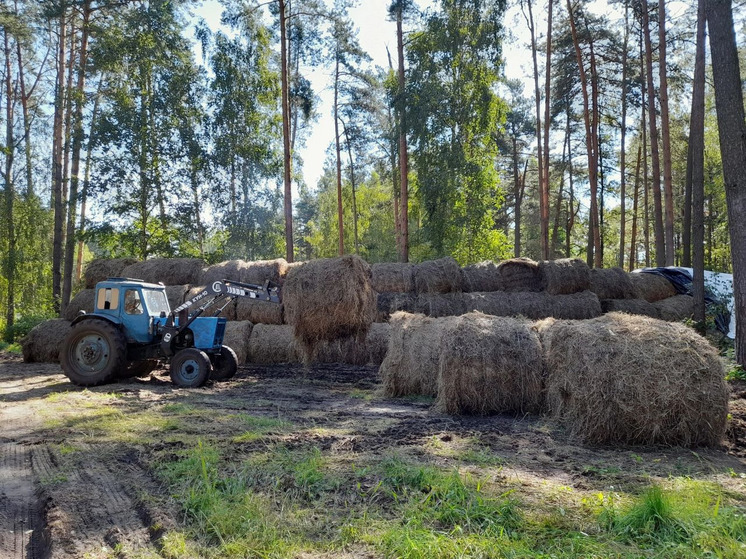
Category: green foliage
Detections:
[{"x1": 2, "y1": 313, "x2": 52, "y2": 342}]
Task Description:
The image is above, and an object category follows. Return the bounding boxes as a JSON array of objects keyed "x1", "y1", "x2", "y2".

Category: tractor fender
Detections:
[{"x1": 71, "y1": 313, "x2": 123, "y2": 328}]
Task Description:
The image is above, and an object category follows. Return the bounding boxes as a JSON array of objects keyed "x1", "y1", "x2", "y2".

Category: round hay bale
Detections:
[
  {"x1": 223, "y1": 320, "x2": 254, "y2": 364},
  {"x1": 236, "y1": 298, "x2": 283, "y2": 325},
  {"x1": 121, "y1": 258, "x2": 205, "y2": 286},
  {"x1": 436, "y1": 313, "x2": 544, "y2": 415},
  {"x1": 460, "y1": 261, "x2": 503, "y2": 292},
  {"x1": 283, "y1": 255, "x2": 377, "y2": 361},
  {"x1": 463, "y1": 290, "x2": 601, "y2": 320},
  {"x1": 247, "y1": 324, "x2": 300, "y2": 364},
  {"x1": 200, "y1": 260, "x2": 252, "y2": 286},
  {"x1": 589, "y1": 267, "x2": 637, "y2": 300},
  {"x1": 541, "y1": 313, "x2": 728, "y2": 446},
  {"x1": 497, "y1": 258, "x2": 544, "y2": 292},
  {"x1": 653, "y1": 294, "x2": 694, "y2": 322},
  {"x1": 21, "y1": 319, "x2": 71, "y2": 363},
  {"x1": 376, "y1": 292, "x2": 416, "y2": 322},
  {"x1": 539, "y1": 258, "x2": 590, "y2": 295},
  {"x1": 282, "y1": 261, "x2": 306, "y2": 277},
  {"x1": 371, "y1": 262, "x2": 415, "y2": 293},
  {"x1": 380, "y1": 312, "x2": 460, "y2": 398},
  {"x1": 165, "y1": 285, "x2": 188, "y2": 313},
  {"x1": 242, "y1": 258, "x2": 288, "y2": 285},
  {"x1": 184, "y1": 285, "x2": 237, "y2": 320},
  {"x1": 366, "y1": 322, "x2": 390, "y2": 366},
  {"x1": 630, "y1": 272, "x2": 677, "y2": 302},
  {"x1": 601, "y1": 298, "x2": 659, "y2": 318},
  {"x1": 413, "y1": 257, "x2": 463, "y2": 294},
  {"x1": 414, "y1": 292, "x2": 468, "y2": 318},
  {"x1": 302, "y1": 322, "x2": 390, "y2": 366},
  {"x1": 63, "y1": 289, "x2": 96, "y2": 321},
  {"x1": 84, "y1": 258, "x2": 138, "y2": 288}
]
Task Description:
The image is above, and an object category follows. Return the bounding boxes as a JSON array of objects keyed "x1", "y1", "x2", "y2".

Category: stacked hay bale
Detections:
[
  {"x1": 63, "y1": 289, "x2": 96, "y2": 321},
  {"x1": 591, "y1": 267, "x2": 665, "y2": 320},
  {"x1": 121, "y1": 258, "x2": 205, "y2": 285},
  {"x1": 654, "y1": 294, "x2": 695, "y2": 321},
  {"x1": 539, "y1": 313, "x2": 728, "y2": 446},
  {"x1": 84, "y1": 258, "x2": 138, "y2": 288},
  {"x1": 223, "y1": 321, "x2": 254, "y2": 364},
  {"x1": 21, "y1": 319, "x2": 71, "y2": 363}
]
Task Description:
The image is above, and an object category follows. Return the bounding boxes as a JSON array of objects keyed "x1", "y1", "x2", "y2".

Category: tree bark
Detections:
[
  {"x1": 77, "y1": 85, "x2": 100, "y2": 283},
  {"x1": 512, "y1": 126, "x2": 523, "y2": 257},
  {"x1": 641, "y1": 1, "x2": 666, "y2": 266},
  {"x1": 279, "y1": 0, "x2": 294, "y2": 262},
  {"x1": 706, "y1": 0, "x2": 746, "y2": 363},
  {"x1": 396, "y1": 6, "x2": 409, "y2": 262},
  {"x1": 618, "y1": 2, "x2": 629, "y2": 268},
  {"x1": 52, "y1": 3, "x2": 67, "y2": 315},
  {"x1": 342, "y1": 121, "x2": 359, "y2": 254},
  {"x1": 333, "y1": 56, "x2": 344, "y2": 255},
  {"x1": 3, "y1": 27, "x2": 16, "y2": 340},
  {"x1": 541, "y1": 0, "x2": 554, "y2": 260},
  {"x1": 658, "y1": 0, "x2": 675, "y2": 266},
  {"x1": 682, "y1": 130, "x2": 693, "y2": 267},
  {"x1": 629, "y1": 143, "x2": 642, "y2": 271}
]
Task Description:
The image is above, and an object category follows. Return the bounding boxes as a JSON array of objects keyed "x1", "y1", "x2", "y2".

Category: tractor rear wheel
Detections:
[
  {"x1": 61, "y1": 320, "x2": 127, "y2": 386},
  {"x1": 210, "y1": 346, "x2": 238, "y2": 381},
  {"x1": 170, "y1": 348, "x2": 211, "y2": 388}
]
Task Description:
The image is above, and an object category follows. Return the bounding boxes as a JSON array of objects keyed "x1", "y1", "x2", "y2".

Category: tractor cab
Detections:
[{"x1": 92, "y1": 278, "x2": 170, "y2": 343}]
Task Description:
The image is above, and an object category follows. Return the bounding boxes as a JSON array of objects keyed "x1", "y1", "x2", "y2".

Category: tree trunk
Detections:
[
  {"x1": 333, "y1": 56, "x2": 344, "y2": 255},
  {"x1": 706, "y1": 0, "x2": 746, "y2": 363},
  {"x1": 386, "y1": 46, "x2": 401, "y2": 256},
  {"x1": 618, "y1": 2, "x2": 629, "y2": 268},
  {"x1": 77, "y1": 82, "x2": 101, "y2": 282},
  {"x1": 541, "y1": 0, "x2": 554, "y2": 260},
  {"x1": 279, "y1": 0, "x2": 294, "y2": 262},
  {"x1": 658, "y1": 0, "x2": 675, "y2": 266},
  {"x1": 512, "y1": 128, "x2": 522, "y2": 257},
  {"x1": 565, "y1": 103, "x2": 575, "y2": 258},
  {"x1": 682, "y1": 130, "x2": 693, "y2": 267},
  {"x1": 396, "y1": 7, "x2": 409, "y2": 262},
  {"x1": 3, "y1": 27, "x2": 16, "y2": 340},
  {"x1": 342, "y1": 122, "x2": 359, "y2": 254},
  {"x1": 629, "y1": 143, "x2": 642, "y2": 271},
  {"x1": 52, "y1": 4, "x2": 67, "y2": 315},
  {"x1": 641, "y1": 1, "x2": 665, "y2": 266}
]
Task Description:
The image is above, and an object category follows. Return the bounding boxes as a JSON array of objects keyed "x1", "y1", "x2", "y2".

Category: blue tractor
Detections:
[{"x1": 60, "y1": 278, "x2": 280, "y2": 388}]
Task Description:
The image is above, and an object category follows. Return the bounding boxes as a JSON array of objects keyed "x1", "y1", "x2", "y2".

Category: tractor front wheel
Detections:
[
  {"x1": 61, "y1": 320, "x2": 127, "y2": 386},
  {"x1": 210, "y1": 346, "x2": 238, "y2": 381},
  {"x1": 170, "y1": 348, "x2": 211, "y2": 388}
]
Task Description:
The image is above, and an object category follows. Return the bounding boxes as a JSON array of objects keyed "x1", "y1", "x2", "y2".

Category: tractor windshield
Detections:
[{"x1": 143, "y1": 289, "x2": 170, "y2": 314}]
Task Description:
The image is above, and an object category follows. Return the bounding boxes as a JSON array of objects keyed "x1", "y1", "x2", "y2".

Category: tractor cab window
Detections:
[
  {"x1": 124, "y1": 289, "x2": 143, "y2": 315},
  {"x1": 97, "y1": 287, "x2": 119, "y2": 310},
  {"x1": 143, "y1": 289, "x2": 170, "y2": 315}
]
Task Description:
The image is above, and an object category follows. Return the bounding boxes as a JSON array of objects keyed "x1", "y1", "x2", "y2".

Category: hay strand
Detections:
[
  {"x1": 497, "y1": 258, "x2": 544, "y2": 292},
  {"x1": 121, "y1": 258, "x2": 204, "y2": 286},
  {"x1": 235, "y1": 298, "x2": 283, "y2": 325},
  {"x1": 436, "y1": 313, "x2": 544, "y2": 415},
  {"x1": 248, "y1": 324, "x2": 300, "y2": 364},
  {"x1": 653, "y1": 294, "x2": 694, "y2": 322},
  {"x1": 413, "y1": 257, "x2": 463, "y2": 294},
  {"x1": 376, "y1": 292, "x2": 416, "y2": 322},
  {"x1": 223, "y1": 320, "x2": 254, "y2": 364},
  {"x1": 21, "y1": 319, "x2": 71, "y2": 363},
  {"x1": 630, "y1": 272, "x2": 677, "y2": 302},
  {"x1": 414, "y1": 292, "x2": 468, "y2": 318},
  {"x1": 371, "y1": 262, "x2": 415, "y2": 293},
  {"x1": 460, "y1": 261, "x2": 503, "y2": 292},
  {"x1": 84, "y1": 258, "x2": 138, "y2": 288},
  {"x1": 463, "y1": 290, "x2": 601, "y2": 320},
  {"x1": 539, "y1": 258, "x2": 590, "y2": 295},
  {"x1": 600, "y1": 298, "x2": 659, "y2": 318},
  {"x1": 541, "y1": 313, "x2": 728, "y2": 446},
  {"x1": 589, "y1": 267, "x2": 637, "y2": 300}
]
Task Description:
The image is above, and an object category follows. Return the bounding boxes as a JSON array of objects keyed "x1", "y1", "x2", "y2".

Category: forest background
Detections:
[{"x1": 0, "y1": 0, "x2": 745, "y2": 351}]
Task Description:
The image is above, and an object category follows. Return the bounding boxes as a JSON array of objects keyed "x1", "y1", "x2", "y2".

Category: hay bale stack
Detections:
[
  {"x1": 184, "y1": 286, "x2": 237, "y2": 320},
  {"x1": 165, "y1": 285, "x2": 188, "y2": 312},
  {"x1": 376, "y1": 292, "x2": 416, "y2": 322},
  {"x1": 283, "y1": 255, "x2": 376, "y2": 360},
  {"x1": 653, "y1": 294, "x2": 694, "y2": 322},
  {"x1": 463, "y1": 290, "x2": 601, "y2": 320},
  {"x1": 371, "y1": 262, "x2": 415, "y2": 293},
  {"x1": 242, "y1": 258, "x2": 289, "y2": 285},
  {"x1": 200, "y1": 260, "x2": 251, "y2": 286},
  {"x1": 601, "y1": 298, "x2": 659, "y2": 318},
  {"x1": 413, "y1": 257, "x2": 463, "y2": 294},
  {"x1": 380, "y1": 312, "x2": 460, "y2": 397},
  {"x1": 541, "y1": 313, "x2": 728, "y2": 446},
  {"x1": 461, "y1": 261, "x2": 503, "y2": 292},
  {"x1": 366, "y1": 322, "x2": 391, "y2": 366},
  {"x1": 121, "y1": 258, "x2": 204, "y2": 286},
  {"x1": 21, "y1": 319, "x2": 71, "y2": 363},
  {"x1": 589, "y1": 267, "x2": 637, "y2": 300},
  {"x1": 222, "y1": 321, "x2": 254, "y2": 364},
  {"x1": 235, "y1": 298, "x2": 283, "y2": 325},
  {"x1": 247, "y1": 324, "x2": 300, "y2": 364},
  {"x1": 497, "y1": 258, "x2": 544, "y2": 292},
  {"x1": 63, "y1": 289, "x2": 96, "y2": 321},
  {"x1": 414, "y1": 292, "x2": 468, "y2": 318},
  {"x1": 84, "y1": 258, "x2": 138, "y2": 288},
  {"x1": 630, "y1": 272, "x2": 677, "y2": 302},
  {"x1": 539, "y1": 258, "x2": 590, "y2": 295},
  {"x1": 436, "y1": 313, "x2": 544, "y2": 415}
]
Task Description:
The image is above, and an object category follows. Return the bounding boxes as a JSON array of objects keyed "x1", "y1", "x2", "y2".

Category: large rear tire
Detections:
[
  {"x1": 170, "y1": 348, "x2": 211, "y2": 388},
  {"x1": 61, "y1": 320, "x2": 127, "y2": 386},
  {"x1": 210, "y1": 346, "x2": 238, "y2": 381}
]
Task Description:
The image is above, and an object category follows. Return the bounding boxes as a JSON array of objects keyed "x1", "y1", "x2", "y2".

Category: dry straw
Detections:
[
  {"x1": 629, "y1": 272, "x2": 677, "y2": 302},
  {"x1": 236, "y1": 298, "x2": 283, "y2": 325},
  {"x1": 413, "y1": 257, "x2": 463, "y2": 294},
  {"x1": 201, "y1": 258, "x2": 288, "y2": 287},
  {"x1": 436, "y1": 313, "x2": 544, "y2": 415},
  {"x1": 376, "y1": 292, "x2": 416, "y2": 322},
  {"x1": 64, "y1": 289, "x2": 96, "y2": 321},
  {"x1": 223, "y1": 320, "x2": 254, "y2": 364},
  {"x1": 414, "y1": 292, "x2": 468, "y2": 317},
  {"x1": 121, "y1": 258, "x2": 204, "y2": 286},
  {"x1": 540, "y1": 312, "x2": 728, "y2": 446},
  {"x1": 380, "y1": 312, "x2": 460, "y2": 397},
  {"x1": 165, "y1": 285, "x2": 188, "y2": 313},
  {"x1": 463, "y1": 290, "x2": 602, "y2": 320},
  {"x1": 601, "y1": 298, "x2": 659, "y2": 318},
  {"x1": 461, "y1": 261, "x2": 503, "y2": 292},
  {"x1": 589, "y1": 267, "x2": 637, "y2": 300},
  {"x1": 653, "y1": 294, "x2": 694, "y2": 322},
  {"x1": 21, "y1": 319, "x2": 71, "y2": 363},
  {"x1": 248, "y1": 324, "x2": 300, "y2": 364},
  {"x1": 539, "y1": 258, "x2": 590, "y2": 295},
  {"x1": 283, "y1": 255, "x2": 377, "y2": 361},
  {"x1": 84, "y1": 258, "x2": 138, "y2": 288},
  {"x1": 497, "y1": 257, "x2": 544, "y2": 292},
  {"x1": 371, "y1": 262, "x2": 415, "y2": 293}
]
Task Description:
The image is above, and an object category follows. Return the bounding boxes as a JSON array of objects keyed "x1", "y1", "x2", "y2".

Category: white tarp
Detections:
[{"x1": 674, "y1": 267, "x2": 735, "y2": 339}]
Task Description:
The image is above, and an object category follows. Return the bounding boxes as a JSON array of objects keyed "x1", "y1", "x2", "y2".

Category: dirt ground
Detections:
[{"x1": 1, "y1": 353, "x2": 746, "y2": 559}]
